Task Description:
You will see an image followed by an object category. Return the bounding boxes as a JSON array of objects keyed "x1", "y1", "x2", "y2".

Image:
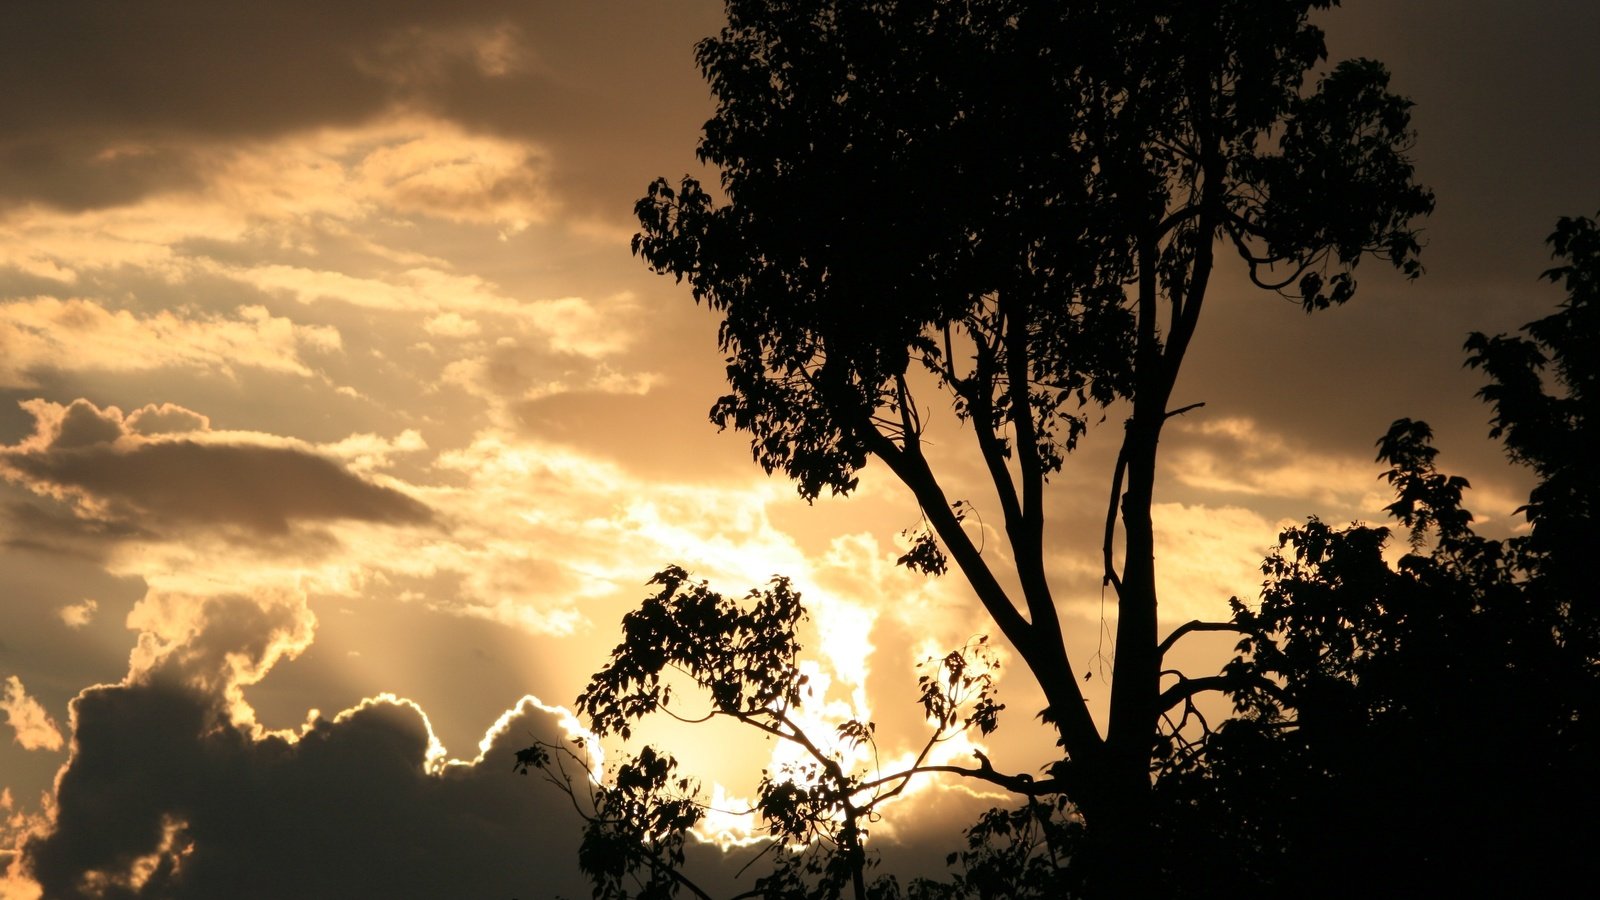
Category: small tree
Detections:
[
  {"x1": 519, "y1": 567, "x2": 1029, "y2": 899},
  {"x1": 629, "y1": 0, "x2": 1431, "y2": 886}
]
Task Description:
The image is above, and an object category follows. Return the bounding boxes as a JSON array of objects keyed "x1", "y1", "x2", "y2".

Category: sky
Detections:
[{"x1": 0, "y1": 1, "x2": 1596, "y2": 897}]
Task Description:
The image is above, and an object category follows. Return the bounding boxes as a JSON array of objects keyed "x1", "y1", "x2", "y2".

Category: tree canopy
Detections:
[
  {"x1": 536, "y1": 210, "x2": 1599, "y2": 896},
  {"x1": 1150, "y1": 213, "x2": 1600, "y2": 895},
  {"x1": 628, "y1": 2, "x2": 1432, "y2": 885}
]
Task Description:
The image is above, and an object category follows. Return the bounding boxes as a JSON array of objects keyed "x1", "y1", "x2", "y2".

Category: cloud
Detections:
[
  {"x1": 0, "y1": 678, "x2": 63, "y2": 753},
  {"x1": 0, "y1": 1, "x2": 719, "y2": 220},
  {"x1": 13, "y1": 682, "x2": 597, "y2": 898},
  {"x1": 56, "y1": 600, "x2": 98, "y2": 629},
  {"x1": 5, "y1": 574, "x2": 597, "y2": 899},
  {"x1": 0, "y1": 2, "x2": 493, "y2": 209},
  {"x1": 1165, "y1": 417, "x2": 1388, "y2": 509},
  {"x1": 123, "y1": 405, "x2": 210, "y2": 438},
  {"x1": 219, "y1": 264, "x2": 632, "y2": 356},
  {"x1": 1165, "y1": 415, "x2": 1530, "y2": 532},
  {"x1": 0, "y1": 297, "x2": 340, "y2": 389},
  {"x1": 421, "y1": 312, "x2": 481, "y2": 338},
  {"x1": 1151, "y1": 502, "x2": 1283, "y2": 622},
  {"x1": 126, "y1": 590, "x2": 318, "y2": 717},
  {"x1": 0, "y1": 399, "x2": 431, "y2": 541},
  {"x1": 0, "y1": 565, "x2": 592, "y2": 898},
  {"x1": 353, "y1": 127, "x2": 549, "y2": 231}
]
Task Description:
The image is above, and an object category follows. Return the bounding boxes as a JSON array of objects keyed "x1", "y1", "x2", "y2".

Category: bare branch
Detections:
[
  {"x1": 1156, "y1": 203, "x2": 1205, "y2": 239},
  {"x1": 1157, "y1": 620, "x2": 1250, "y2": 661},
  {"x1": 1157, "y1": 671, "x2": 1288, "y2": 715},
  {"x1": 855, "y1": 755, "x2": 1068, "y2": 799},
  {"x1": 1164, "y1": 401, "x2": 1206, "y2": 420}
]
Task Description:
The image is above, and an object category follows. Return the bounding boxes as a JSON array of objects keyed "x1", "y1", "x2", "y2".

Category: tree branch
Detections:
[
  {"x1": 967, "y1": 330, "x2": 1027, "y2": 544},
  {"x1": 1102, "y1": 446, "x2": 1128, "y2": 596},
  {"x1": 1157, "y1": 670, "x2": 1288, "y2": 715},
  {"x1": 1157, "y1": 620, "x2": 1249, "y2": 661},
  {"x1": 1164, "y1": 401, "x2": 1206, "y2": 420},
  {"x1": 868, "y1": 430, "x2": 1103, "y2": 760},
  {"x1": 999, "y1": 292, "x2": 1064, "y2": 650},
  {"x1": 854, "y1": 755, "x2": 1068, "y2": 799}
]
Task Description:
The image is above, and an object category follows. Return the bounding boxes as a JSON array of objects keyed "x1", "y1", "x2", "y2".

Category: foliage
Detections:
[
  {"x1": 905, "y1": 796, "x2": 1084, "y2": 900},
  {"x1": 1464, "y1": 212, "x2": 1600, "y2": 651},
  {"x1": 635, "y1": 0, "x2": 1430, "y2": 500},
  {"x1": 516, "y1": 740, "x2": 707, "y2": 900},
  {"x1": 631, "y1": 9, "x2": 1431, "y2": 884},
  {"x1": 528, "y1": 0, "x2": 1436, "y2": 894},
  {"x1": 519, "y1": 570, "x2": 1034, "y2": 899},
  {"x1": 1151, "y1": 215, "x2": 1600, "y2": 895}
]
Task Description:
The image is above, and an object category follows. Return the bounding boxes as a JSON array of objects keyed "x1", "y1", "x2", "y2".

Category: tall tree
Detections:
[{"x1": 632, "y1": 0, "x2": 1431, "y2": 887}]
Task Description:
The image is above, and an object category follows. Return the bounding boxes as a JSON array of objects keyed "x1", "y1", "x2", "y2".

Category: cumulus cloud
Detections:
[
  {"x1": 0, "y1": 399, "x2": 431, "y2": 541},
  {"x1": 0, "y1": 559, "x2": 599, "y2": 899},
  {"x1": 15, "y1": 681, "x2": 595, "y2": 898},
  {"x1": 123, "y1": 405, "x2": 210, "y2": 438},
  {"x1": 126, "y1": 590, "x2": 317, "y2": 719},
  {"x1": 0, "y1": 678, "x2": 63, "y2": 753}
]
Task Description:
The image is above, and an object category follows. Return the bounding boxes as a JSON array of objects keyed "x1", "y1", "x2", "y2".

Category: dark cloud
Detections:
[
  {"x1": 10, "y1": 577, "x2": 585, "y2": 897},
  {"x1": 0, "y1": 499, "x2": 151, "y2": 560},
  {"x1": 124, "y1": 404, "x2": 210, "y2": 438},
  {"x1": 6, "y1": 440, "x2": 431, "y2": 535},
  {"x1": 19, "y1": 682, "x2": 592, "y2": 899},
  {"x1": 0, "y1": 0, "x2": 721, "y2": 215},
  {"x1": 51, "y1": 400, "x2": 124, "y2": 450},
  {"x1": 0, "y1": 400, "x2": 430, "y2": 538}
]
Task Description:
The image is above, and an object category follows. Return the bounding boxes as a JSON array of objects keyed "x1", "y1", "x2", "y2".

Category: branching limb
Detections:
[
  {"x1": 1157, "y1": 619, "x2": 1250, "y2": 661},
  {"x1": 855, "y1": 758, "x2": 1067, "y2": 799},
  {"x1": 1157, "y1": 671, "x2": 1288, "y2": 715},
  {"x1": 894, "y1": 372, "x2": 922, "y2": 452},
  {"x1": 967, "y1": 319, "x2": 1027, "y2": 534},
  {"x1": 1157, "y1": 203, "x2": 1206, "y2": 239}
]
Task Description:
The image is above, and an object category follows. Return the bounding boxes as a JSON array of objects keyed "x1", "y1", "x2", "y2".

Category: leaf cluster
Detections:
[
  {"x1": 904, "y1": 796, "x2": 1083, "y2": 900},
  {"x1": 1464, "y1": 212, "x2": 1600, "y2": 648},
  {"x1": 577, "y1": 565, "x2": 809, "y2": 741},
  {"x1": 915, "y1": 637, "x2": 1003, "y2": 738},
  {"x1": 527, "y1": 567, "x2": 1041, "y2": 899},
  {"x1": 635, "y1": 0, "x2": 1432, "y2": 501},
  {"x1": 1152, "y1": 217, "x2": 1600, "y2": 892},
  {"x1": 516, "y1": 739, "x2": 706, "y2": 900}
]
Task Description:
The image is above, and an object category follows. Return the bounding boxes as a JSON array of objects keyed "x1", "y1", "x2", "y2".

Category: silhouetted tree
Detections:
[
  {"x1": 1151, "y1": 214, "x2": 1600, "y2": 896},
  {"x1": 519, "y1": 568, "x2": 1023, "y2": 899},
  {"x1": 628, "y1": 0, "x2": 1431, "y2": 890}
]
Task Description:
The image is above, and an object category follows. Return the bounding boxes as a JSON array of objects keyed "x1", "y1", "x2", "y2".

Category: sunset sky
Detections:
[{"x1": 1, "y1": 2, "x2": 1596, "y2": 896}]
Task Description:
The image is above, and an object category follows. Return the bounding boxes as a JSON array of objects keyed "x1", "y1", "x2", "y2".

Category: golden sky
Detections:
[{"x1": 0, "y1": 1, "x2": 1595, "y2": 896}]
